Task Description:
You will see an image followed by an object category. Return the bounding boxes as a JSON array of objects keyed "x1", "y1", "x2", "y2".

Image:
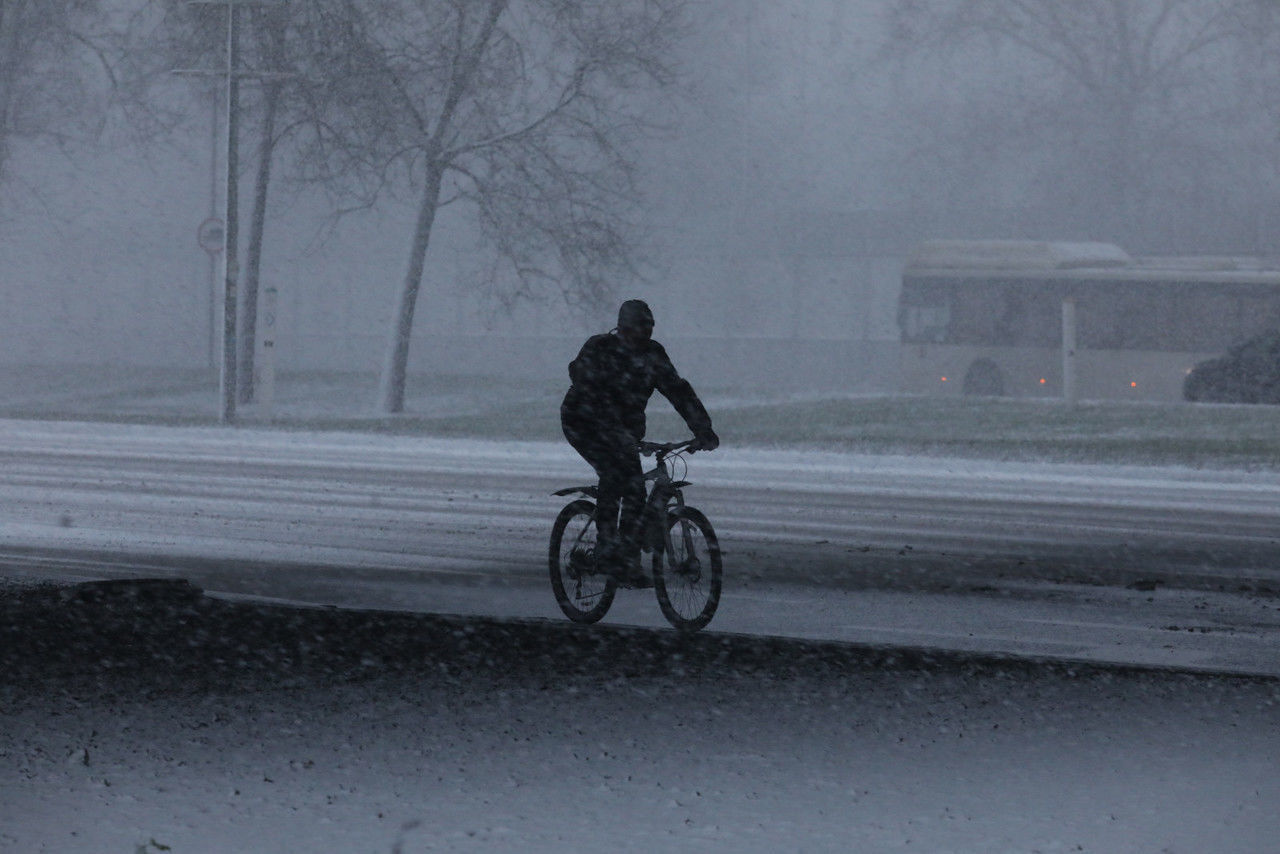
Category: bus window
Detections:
[
  {"x1": 1169, "y1": 292, "x2": 1238, "y2": 352},
  {"x1": 900, "y1": 303, "x2": 950, "y2": 343},
  {"x1": 1012, "y1": 287, "x2": 1060, "y2": 347},
  {"x1": 992, "y1": 290, "x2": 1025, "y2": 345}
]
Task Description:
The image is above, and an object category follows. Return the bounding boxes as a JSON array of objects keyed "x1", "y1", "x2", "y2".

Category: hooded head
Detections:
[
  {"x1": 617, "y1": 299, "x2": 654, "y2": 333},
  {"x1": 616, "y1": 299, "x2": 654, "y2": 349}
]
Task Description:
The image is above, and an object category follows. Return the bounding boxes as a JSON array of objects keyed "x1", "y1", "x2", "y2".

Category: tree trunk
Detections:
[
  {"x1": 377, "y1": 161, "x2": 447, "y2": 413},
  {"x1": 0, "y1": 0, "x2": 30, "y2": 184},
  {"x1": 237, "y1": 80, "x2": 281, "y2": 405}
]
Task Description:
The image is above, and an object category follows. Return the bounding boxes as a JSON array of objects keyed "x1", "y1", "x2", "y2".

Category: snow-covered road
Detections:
[{"x1": 2, "y1": 419, "x2": 1279, "y2": 675}]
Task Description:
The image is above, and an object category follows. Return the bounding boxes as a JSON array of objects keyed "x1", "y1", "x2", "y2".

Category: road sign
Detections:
[{"x1": 197, "y1": 217, "x2": 225, "y2": 255}]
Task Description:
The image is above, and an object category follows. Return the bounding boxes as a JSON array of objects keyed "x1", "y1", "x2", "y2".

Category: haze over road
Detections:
[{"x1": 2, "y1": 419, "x2": 1278, "y2": 675}]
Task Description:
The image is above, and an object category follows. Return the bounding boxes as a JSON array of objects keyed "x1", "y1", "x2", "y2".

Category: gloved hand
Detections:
[{"x1": 689, "y1": 429, "x2": 719, "y2": 452}]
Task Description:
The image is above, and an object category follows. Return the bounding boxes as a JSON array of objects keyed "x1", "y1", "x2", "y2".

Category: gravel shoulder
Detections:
[{"x1": 2, "y1": 578, "x2": 1278, "y2": 853}]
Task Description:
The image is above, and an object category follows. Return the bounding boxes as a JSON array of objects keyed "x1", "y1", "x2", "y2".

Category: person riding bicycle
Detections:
[{"x1": 561, "y1": 299, "x2": 719, "y2": 586}]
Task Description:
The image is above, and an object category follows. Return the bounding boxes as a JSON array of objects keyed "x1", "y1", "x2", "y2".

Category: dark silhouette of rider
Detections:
[{"x1": 561, "y1": 299, "x2": 719, "y2": 585}]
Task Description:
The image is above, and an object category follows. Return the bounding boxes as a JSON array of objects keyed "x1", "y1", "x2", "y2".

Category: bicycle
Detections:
[{"x1": 548, "y1": 439, "x2": 722, "y2": 632}]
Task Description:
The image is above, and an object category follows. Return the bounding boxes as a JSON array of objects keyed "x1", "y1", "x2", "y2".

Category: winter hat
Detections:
[{"x1": 617, "y1": 299, "x2": 654, "y2": 331}]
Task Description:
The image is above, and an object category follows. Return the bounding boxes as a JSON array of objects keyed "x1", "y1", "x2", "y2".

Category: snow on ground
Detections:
[
  {"x1": 5, "y1": 415, "x2": 1280, "y2": 678},
  {"x1": 1, "y1": 579, "x2": 1277, "y2": 853},
  {"x1": 10, "y1": 415, "x2": 1280, "y2": 497}
]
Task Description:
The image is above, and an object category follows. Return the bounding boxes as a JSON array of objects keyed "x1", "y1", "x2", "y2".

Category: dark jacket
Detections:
[{"x1": 561, "y1": 331, "x2": 713, "y2": 443}]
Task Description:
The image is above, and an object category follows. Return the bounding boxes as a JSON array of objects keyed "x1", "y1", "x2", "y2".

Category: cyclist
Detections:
[{"x1": 560, "y1": 299, "x2": 719, "y2": 586}]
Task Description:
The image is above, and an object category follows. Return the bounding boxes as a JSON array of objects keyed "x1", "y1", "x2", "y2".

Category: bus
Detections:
[{"x1": 898, "y1": 240, "x2": 1280, "y2": 402}]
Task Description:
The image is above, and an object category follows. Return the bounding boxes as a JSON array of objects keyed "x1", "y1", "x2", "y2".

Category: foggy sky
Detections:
[{"x1": 2, "y1": 0, "x2": 1277, "y2": 376}]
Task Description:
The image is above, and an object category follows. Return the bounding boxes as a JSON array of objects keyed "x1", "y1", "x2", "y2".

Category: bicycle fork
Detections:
[{"x1": 644, "y1": 488, "x2": 694, "y2": 568}]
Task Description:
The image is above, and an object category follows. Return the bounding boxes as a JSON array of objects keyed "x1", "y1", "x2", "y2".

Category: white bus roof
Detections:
[
  {"x1": 906, "y1": 240, "x2": 1132, "y2": 272},
  {"x1": 904, "y1": 239, "x2": 1280, "y2": 284},
  {"x1": 1129, "y1": 255, "x2": 1277, "y2": 273}
]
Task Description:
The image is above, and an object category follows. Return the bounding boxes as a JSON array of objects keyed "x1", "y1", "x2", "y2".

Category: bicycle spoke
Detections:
[
  {"x1": 653, "y1": 508, "x2": 721, "y2": 632},
  {"x1": 549, "y1": 500, "x2": 616, "y2": 623}
]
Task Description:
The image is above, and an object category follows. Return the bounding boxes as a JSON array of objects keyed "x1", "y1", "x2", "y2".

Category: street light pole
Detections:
[
  {"x1": 219, "y1": 0, "x2": 241, "y2": 424},
  {"x1": 177, "y1": 0, "x2": 286, "y2": 423},
  {"x1": 207, "y1": 88, "x2": 219, "y2": 372}
]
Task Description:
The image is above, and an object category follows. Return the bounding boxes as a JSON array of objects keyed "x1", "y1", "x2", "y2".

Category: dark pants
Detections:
[{"x1": 562, "y1": 414, "x2": 645, "y2": 559}]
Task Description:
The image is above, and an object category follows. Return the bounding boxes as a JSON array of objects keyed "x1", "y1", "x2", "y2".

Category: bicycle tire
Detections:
[
  {"x1": 549, "y1": 499, "x2": 617, "y2": 623},
  {"x1": 652, "y1": 506, "x2": 722, "y2": 632}
]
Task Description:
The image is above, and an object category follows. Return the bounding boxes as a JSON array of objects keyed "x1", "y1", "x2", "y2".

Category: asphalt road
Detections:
[{"x1": 2, "y1": 419, "x2": 1278, "y2": 676}]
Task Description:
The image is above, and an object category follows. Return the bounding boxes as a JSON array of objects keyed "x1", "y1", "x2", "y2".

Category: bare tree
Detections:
[
  {"x1": 880, "y1": 0, "x2": 1262, "y2": 239},
  {"x1": 294, "y1": 0, "x2": 686, "y2": 413},
  {"x1": 236, "y1": 1, "x2": 292, "y2": 404},
  {"x1": 0, "y1": 0, "x2": 115, "y2": 187}
]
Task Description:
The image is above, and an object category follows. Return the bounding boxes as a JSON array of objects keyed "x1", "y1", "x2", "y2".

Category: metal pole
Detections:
[
  {"x1": 207, "y1": 253, "x2": 218, "y2": 371},
  {"x1": 208, "y1": 89, "x2": 219, "y2": 372},
  {"x1": 219, "y1": 2, "x2": 241, "y2": 424},
  {"x1": 1062, "y1": 296, "x2": 1077, "y2": 405}
]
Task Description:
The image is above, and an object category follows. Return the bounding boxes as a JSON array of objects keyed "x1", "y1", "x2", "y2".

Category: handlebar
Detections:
[{"x1": 638, "y1": 439, "x2": 695, "y2": 457}]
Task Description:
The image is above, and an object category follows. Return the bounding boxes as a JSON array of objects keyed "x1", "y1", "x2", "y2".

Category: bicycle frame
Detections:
[
  {"x1": 551, "y1": 440, "x2": 694, "y2": 554},
  {"x1": 640, "y1": 445, "x2": 692, "y2": 556}
]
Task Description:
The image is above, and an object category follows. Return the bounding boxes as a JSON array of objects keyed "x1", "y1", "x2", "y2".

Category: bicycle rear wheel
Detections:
[
  {"x1": 653, "y1": 507, "x2": 722, "y2": 632},
  {"x1": 549, "y1": 499, "x2": 617, "y2": 623}
]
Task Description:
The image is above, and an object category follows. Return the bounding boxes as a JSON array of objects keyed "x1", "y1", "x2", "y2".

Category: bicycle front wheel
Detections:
[
  {"x1": 549, "y1": 499, "x2": 617, "y2": 623},
  {"x1": 653, "y1": 507, "x2": 722, "y2": 632}
]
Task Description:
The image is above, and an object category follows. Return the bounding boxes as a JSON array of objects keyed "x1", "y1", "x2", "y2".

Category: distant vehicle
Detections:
[
  {"x1": 899, "y1": 240, "x2": 1280, "y2": 401},
  {"x1": 1183, "y1": 329, "x2": 1280, "y2": 404}
]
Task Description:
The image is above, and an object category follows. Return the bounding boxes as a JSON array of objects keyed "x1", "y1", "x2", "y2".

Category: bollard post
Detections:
[
  {"x1": 256, "y1": 286, "x2": 277, "y2": 418},
  {"x1": 1062, "y1": 296, "x2": 1077, "y2": 404}
]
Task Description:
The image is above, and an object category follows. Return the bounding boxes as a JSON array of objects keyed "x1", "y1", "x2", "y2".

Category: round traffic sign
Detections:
[{"x1": 197, "y1": 217, "x2": 225, "y2": 255}]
